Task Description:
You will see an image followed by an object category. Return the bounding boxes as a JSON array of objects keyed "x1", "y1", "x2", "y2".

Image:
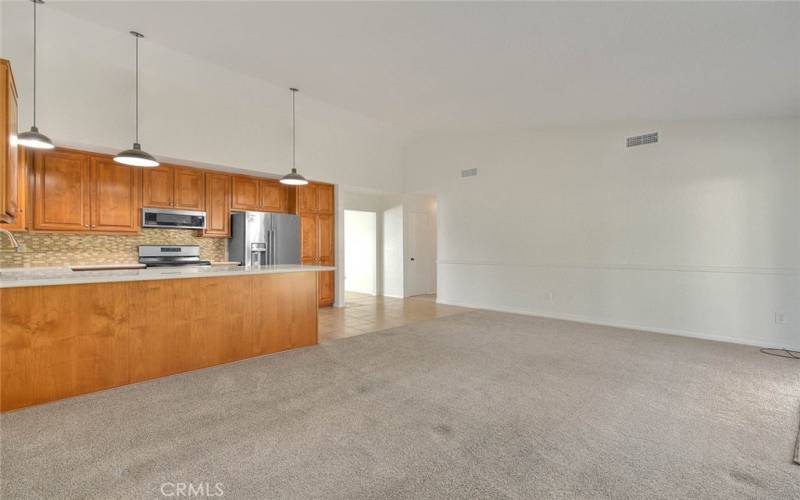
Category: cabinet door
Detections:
[
  {"x1": 317, "y1": 213, "x2": 335, "y2": 306},
  {"x1": 1, "y1": 60, "x2": 19, "y2": 223},
  {"x1": 33, "y1": 150, "x2": 91, "y2": 231},
  {"x1": 203, "y1": 172, "x2": 231, "y2": 237},
  {"x1": 142, "y1": 165, "x2": 174, "y2": 208},
  {"x1": 318, "y1": 271, "x2": 334, "y2": 306},
  {"x1": 173, "y1": 166, "x2": 204, "y2": 210},
  {"x1": 317, "y1": 184, "x2": 334, "y2": 215},
  {"x1": 3, "y1": 147, "x2": 28, "y2": 231},
  {"x1": 298, "y1": 184, "x2": 318, "y2": 213},
  {"x1": 231, "y1": 175, "x2": 260, "y2": 210},
  {"x1": 259, "y1": 179, "x2": 287, "y2": 212},
  {"x1": 90, "y1": 156, "x2": 141, "y2": 233},
  {"x1": 300, "y1": 213, "x2": 318, "y2": 263},
  {"x1": 318, "y1": 214, "x2": 334, "y2": 263}
]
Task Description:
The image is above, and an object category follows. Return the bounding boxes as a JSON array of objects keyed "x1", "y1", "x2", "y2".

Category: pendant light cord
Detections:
[
  {"x1": 32, "y1": 0, "x2": 38, "y2": 127},
  {"x1": 291, "y1": 88, "x2": 297, "y2": 171},
  {"x1": 135, "y1": 34, "x2": 139, "y2": 144}
]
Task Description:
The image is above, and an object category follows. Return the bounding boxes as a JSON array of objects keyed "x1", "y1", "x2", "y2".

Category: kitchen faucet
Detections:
[{"x1": 0, "y1": 228, "x2": 20, "y2": 251}]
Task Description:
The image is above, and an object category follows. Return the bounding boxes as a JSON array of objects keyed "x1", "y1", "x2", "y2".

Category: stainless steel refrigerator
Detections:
[{"x1": 228, "y1": 212, "x2": 301, "y2": 267}]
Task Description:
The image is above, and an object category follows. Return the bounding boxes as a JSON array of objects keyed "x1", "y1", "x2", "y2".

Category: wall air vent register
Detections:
[{"x1": 626, "y1": 132, "x2": 659, "y2": 147}]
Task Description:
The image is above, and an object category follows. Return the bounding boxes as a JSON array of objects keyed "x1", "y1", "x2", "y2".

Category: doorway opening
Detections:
[{"x1": 344, "y1": 210, "x2": 377, "y2": 295}]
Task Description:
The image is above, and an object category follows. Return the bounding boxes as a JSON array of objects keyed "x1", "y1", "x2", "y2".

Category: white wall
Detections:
[
  {"x1": 0, "y1": 3, "x2": 406, "y2": 193},
  {"x1": 405, "y1": 117, "x2": 800, "y2": 349},
  {"x1": 344, "y1": 210, "x2": 377, "y2": 295}
]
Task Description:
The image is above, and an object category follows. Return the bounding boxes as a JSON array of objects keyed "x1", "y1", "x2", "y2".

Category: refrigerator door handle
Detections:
[
  {"x1": 269, "y1": 230, "x2": 275, "y2": 266},
  {"x1": 270, "y1": 228, "x2": 276, "y2": 265}
]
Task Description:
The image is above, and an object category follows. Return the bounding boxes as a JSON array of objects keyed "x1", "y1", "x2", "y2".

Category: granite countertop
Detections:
[{"x1": 0, "y1": 264, "x2": 336, "y2": 289}]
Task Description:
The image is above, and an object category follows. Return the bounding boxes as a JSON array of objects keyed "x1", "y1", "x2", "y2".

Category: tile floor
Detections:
[{"x1": 318, "y1": 292, "x2": 472, "y2": 342}]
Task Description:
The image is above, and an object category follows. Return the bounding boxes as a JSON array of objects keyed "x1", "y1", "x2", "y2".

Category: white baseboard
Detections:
[{"x1": 436, "y1": 298, "x2": 800, "y2": 351}]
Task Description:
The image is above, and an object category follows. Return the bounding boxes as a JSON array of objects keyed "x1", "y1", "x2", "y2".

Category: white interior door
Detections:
[
  {"x1": 344, "y1": 210, "x2": 377, "y2": 295},
  {"x1": 406, "y1": 210, "x2": 436, "y2": 297}
]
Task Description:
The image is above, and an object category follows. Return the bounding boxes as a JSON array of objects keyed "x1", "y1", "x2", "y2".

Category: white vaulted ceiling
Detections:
[{"x1": 34, "y1": 1, "x2": 800, "y2": 133}]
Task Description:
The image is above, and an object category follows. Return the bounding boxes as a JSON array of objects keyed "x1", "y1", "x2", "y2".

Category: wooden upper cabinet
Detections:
[
  {"x1": 142, "y1": 165, "x2": 173, "y2": 208},
  {"x1": 142, "y1": 164, "x2": 204, "y2": 211},
  {"x1": 173, "y1": 166, "x2": 204, "y2": 210},
  {"x1": 297, "y1": 182, "x2": 333, "y2": 215},
  {"x1": 259, "y1": 179, "x2": 287, "y2": 212},
  {"x1": 231, "y1": 175, "x2": 287, "y2": 213},
  {"x1": 2, "y1": 147, "x2": 29, "y2": 231},
  {"x1": 203, "y1": 172, "x2": 231, "y2": 237},
  {"x1": 317, "y1": 184, "x2": 334, "y2": 214},
  {"x1": 90, "y1": 157, "x2": 141, "y2": 233},
  {"x1": 231, "y1": 175, "x2": 260, "y2": 210},
  {"x1": 298, "y1": 184, "x2": 318, "y2": 213},
  {"x1": 1, "y1": 59, "x2": 19, "y2": 224},
  {"x1": 33, "y1": 150, "x2": 91, "y2": 231}
]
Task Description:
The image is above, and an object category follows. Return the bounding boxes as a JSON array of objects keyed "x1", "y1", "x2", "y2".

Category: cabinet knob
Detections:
[{"x1": 84, "y1": 224, "x2": 89, "y2": 228}]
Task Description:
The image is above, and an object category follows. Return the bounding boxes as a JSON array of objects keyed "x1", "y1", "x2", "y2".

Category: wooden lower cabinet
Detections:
[
  {"x1": 318, "y1": 270, "x2": 334, "y2": 306},
  {"x1": 0, "y1": 272, "x2": 319, "y2": 412},
  {"x1": 0, "y1": 282, "x2": 132, "y2": 409}
]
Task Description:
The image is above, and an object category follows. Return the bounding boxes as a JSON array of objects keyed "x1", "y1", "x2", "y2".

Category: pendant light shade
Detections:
[
  {"x1": 18, "y1": 126, "x2": 54, "y2": 150},
  {"x1": 18, "y1": 0, "x2": 54, "y2": 150},
  {"x1": 115, "y1": 31, "x2": 159, "y2": 167},
  {"x1": 280, "y1": 168, "x2": 308, "y2": 186},
  {"x1": 114, "y1": 143, "x2": 159, "y2": 167},
  {"x1": 280, "y1": 88, "x2": 308, "y2": 186}
]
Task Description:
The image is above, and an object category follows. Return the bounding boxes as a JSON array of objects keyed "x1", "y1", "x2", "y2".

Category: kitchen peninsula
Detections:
[
  {"x1": 0, "y1": 58, "x2": 339, "y2": 412},
  {"x1": 0, "y1": 263, "x2": 334, "y2": 412}
]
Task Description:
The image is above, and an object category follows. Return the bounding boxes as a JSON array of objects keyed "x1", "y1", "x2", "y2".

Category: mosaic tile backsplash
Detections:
[{"x1": 0, "y1": 230, "x2": 227, "y2": 268}]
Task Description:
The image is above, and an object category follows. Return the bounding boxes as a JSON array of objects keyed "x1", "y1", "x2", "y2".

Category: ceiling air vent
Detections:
[
  {"x1": 461, "y1": 168, "x2": 478, "y2": 178},
  {"x1": 626, "y1": 132, "x2": 658, "y2": 148}
]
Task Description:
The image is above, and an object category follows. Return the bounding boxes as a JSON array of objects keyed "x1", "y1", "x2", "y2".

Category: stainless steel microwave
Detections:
[{"x1": 142, "y1": 208, "x2": 206, "y2": 230}]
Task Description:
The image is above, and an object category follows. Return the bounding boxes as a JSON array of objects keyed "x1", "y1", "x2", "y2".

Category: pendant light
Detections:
[
  {"x1": 17, "y1": 0, "x2": 54, "y2": 150},
  {"x1": 114, "y1": 31, "x2": 159, "y2": 167},
  {"x1": 280, "y1": 88, "x2": 308, "y2": 186}
]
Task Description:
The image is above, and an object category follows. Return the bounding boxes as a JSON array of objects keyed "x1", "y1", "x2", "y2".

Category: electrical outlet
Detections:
[{"x1": 774, "y1": 312, "x2": 786, "y2": 325}]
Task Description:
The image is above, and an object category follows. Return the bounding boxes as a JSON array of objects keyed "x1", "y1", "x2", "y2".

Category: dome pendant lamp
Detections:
[
  {"x1": 17, "y1": 0, "x2": 55, "y2": 150},
  {"x1": 114, "y1": 31, "x2": 159, "y2": 167},
  {"x1": 280, "y1": 88, "x2": 308, "y2": 186}
]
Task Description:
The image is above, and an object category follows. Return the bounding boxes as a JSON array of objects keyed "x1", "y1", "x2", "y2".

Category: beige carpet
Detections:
[
  {"x1": 796, "y1": 411, "x2": 800, "y2": 465},
  {"x1": 1, "y1": 310, "x2": 799, "y2": 499}
]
